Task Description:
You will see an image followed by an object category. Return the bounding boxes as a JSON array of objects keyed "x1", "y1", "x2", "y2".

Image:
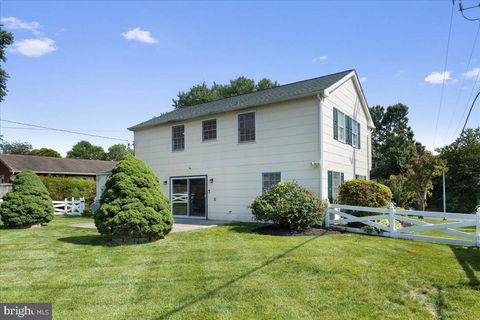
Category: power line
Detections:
[
  {"x1": 445, "y1": 22, "x2": 480, "y2": 142},
  {"x1": 461, "y1": 89, "x2": 480, "y2": 134},
  {"x1": 1, "y1": 119, "x2": 133, "y2": 143},
  {"x1": 459, "y1": 0, "x2": 480, "y2": 21},
  {"x1": 433, "y1": 2, "x2": 455, "y2": 147}
]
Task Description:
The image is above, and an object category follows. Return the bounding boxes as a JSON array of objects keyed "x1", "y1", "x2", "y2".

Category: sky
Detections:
[{"x1": 0, "y1": 0, "x2": 480, "y2": 156}]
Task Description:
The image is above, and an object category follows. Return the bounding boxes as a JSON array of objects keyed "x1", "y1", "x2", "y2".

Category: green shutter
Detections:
[
  {"x1": 357, "y1": 122, "x2": 361, "y2": 149},
  {"x1": 346, "y1": 116, "x2": 352, "y2": 145},
  {"x1": 333, "y1": 108, "x2": 338, "y2": 141},
  {"x1": 328, "y1": 170, "x2": 333, "y2": 202},
  {"x1": 340, "y1": 172, "x2": 344, "y2": 184}
]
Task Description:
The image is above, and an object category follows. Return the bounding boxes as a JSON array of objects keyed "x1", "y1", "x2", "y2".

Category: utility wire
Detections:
[
  {"x1": 433, "y1": 3, "x2": 455, "y2": 147},
  {"x1": 1, "y1": 119, "x2": 133, "y2": 143},
  {"x1": 446, "y1": 22, "x2": 480, "y2": 142},
  {"x1": 459, "y1": 0, "x2": 480, "y2": 21},
  {"x1": 461, "y1": 89, "x2": 480, "y2": 134}
]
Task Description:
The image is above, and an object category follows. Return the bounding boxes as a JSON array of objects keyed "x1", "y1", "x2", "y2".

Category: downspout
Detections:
[{"x1": 316, "y1": 93, "x2": 326, "y2": 199}]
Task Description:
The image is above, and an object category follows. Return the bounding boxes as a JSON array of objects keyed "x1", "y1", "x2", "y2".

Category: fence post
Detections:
[
  {"x1": 71, "y1": 197, "x2": 75, "y2": 214},
  {"x1": 476, "y1": 207, "x2": 480, "y2": 247},
  {"x1": 64, "y1": 198, "x2": 67, "y2": 215},
  {"x1": 325, "y1": 203, "x2": 331, "y2": 229},
  {"x1": 389, "y1": 203, "x2": 396, "y2": 237},
  {"x1": 79, "y1": 197, "x2": 85, "y2": 214}
]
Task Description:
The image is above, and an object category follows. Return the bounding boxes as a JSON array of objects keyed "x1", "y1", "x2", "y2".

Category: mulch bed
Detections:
[{"x1": 255, "y1": 225, "x2": 341, "y2": 236}]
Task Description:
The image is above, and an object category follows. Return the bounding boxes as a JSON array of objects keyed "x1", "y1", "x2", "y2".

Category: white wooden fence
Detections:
[
  {"x1": 326, "y1": 203, "x2": 480, "y2": 246},
  {"x1": 53, "y1": 197, "x2": 85, "y2": 215}
]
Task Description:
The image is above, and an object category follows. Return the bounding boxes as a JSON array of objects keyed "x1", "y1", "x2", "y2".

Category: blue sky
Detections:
[{"x1": 1, "y1": 0, "x2": 480, "y2": 155}]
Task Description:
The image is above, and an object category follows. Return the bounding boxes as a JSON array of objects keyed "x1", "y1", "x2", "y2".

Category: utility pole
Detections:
[{"x1": 443, "y1": 168, "x2": 447, "y2": 213}]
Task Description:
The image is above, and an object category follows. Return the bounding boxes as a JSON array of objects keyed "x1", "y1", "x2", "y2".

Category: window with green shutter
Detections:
[
  {"x1": 328, "y1": 170, "x2": 344, "y2": 203},
  {"x1": 333, "y1": 109, "x2": 338, "y2": 141},
  {"x1": 346, "y1": 116, "x2": 352, "y2": 145}
]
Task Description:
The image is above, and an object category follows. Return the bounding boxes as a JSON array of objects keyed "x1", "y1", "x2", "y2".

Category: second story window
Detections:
[
  {"x1": 202, "y1": 119, "x2": 217, "y2": 141},
  {"x1": 334, "y1": 108, "x2": 346, "y2": 142},
  {"x1": 238, "y1": 112, "x2": 255, "y2": 143},
  {"x1": 334, "y1": 108, "x2": 361, "y2": 149},
  {"x1": 172, "y1": 125, "x2": 185, "y2": 151}
]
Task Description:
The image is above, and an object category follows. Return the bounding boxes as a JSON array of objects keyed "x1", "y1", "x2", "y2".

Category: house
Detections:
[
  {"x1": 0, "y1": 154, "x2": 115, "y2": 183},
  {"x1": 129, "y1": 70, "x2": 375, "y2": 222}
]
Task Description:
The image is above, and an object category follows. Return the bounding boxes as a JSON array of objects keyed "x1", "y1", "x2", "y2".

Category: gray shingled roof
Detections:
[
  {"x1": 0, "y1": 154, "x2": 115, "y2": 175},
  {"x1": 129, "y1": 69, "x2": 354, "y2": 131}
]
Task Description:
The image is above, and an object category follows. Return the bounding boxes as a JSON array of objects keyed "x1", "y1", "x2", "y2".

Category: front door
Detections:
[{"x1": 171, "y1": 176, "x2": 207, "y2": 218}]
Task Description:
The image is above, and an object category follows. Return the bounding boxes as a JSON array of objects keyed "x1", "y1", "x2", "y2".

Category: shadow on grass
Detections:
[
  {"x1": 155, "y1": 235, "x2": 318, "y2": 319},
  {"x1": 58, "y1": 235, "x2": 115, "y2": 246},
  {"x1": 450, "y1": 245, "x2": 480, "y2": 288},
  {"x1": 225, "y1": 223, "x2": 262, "y2": 234}
]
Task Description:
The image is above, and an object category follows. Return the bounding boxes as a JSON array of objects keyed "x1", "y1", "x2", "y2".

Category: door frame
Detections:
[{"x1": 169, "y1": 175, "x2": 208, "y2": 220}]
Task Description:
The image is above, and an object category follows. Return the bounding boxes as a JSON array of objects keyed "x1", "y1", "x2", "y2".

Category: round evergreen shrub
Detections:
[
  {"x1": 249, "y1": 181, "x2": 327, "y2": 230},
  {"x1": 337, "y1": 179, "x2": 392, "y2": 216},
  {"x1": 94, "y1": 155, "x2": 173, "y2": 242},
  {"x1": 0, "y1": 170, "x2": 54, "y2": 228}
]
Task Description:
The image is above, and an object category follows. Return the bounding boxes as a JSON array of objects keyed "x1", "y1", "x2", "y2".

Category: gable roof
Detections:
[
  {"x1": 129, "y1": 69, "x2": 365, "y2": 131},
  {"x1": 0, "y1": 154, "x2": 115, "y2": 175}
]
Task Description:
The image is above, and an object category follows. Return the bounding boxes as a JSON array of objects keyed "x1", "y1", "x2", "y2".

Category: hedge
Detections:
[{"x1": 40, "y1": 176, "x2": 96, "y2": 212}]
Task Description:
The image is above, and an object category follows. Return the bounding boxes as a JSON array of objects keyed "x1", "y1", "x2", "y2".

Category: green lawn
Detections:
[{"x1": 1, "y1": 216, "x2": 480, "y2": 320}]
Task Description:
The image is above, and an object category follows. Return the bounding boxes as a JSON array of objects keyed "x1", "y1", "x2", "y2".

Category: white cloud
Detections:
[
  {"x1": 424, "y1": 71, "x2": 451, "y2": 84},
  {"x1": 312, "y1": 55, "x2": 328, "y2": 63},
  {"x1": 122, "y1": 28, "x2": 157, "y2": 44},
  {"x1": 360, "y1": 76, "x2": 367, "y2": 83},
  {"x1": 1, "y1": 17, "x2": 41, "y2": 35},
  {"x1": 463, "y1": 67, "x2": 480, "y2": 79},
  {"x1": 12, "y1": 38, "x2": 57, "y2": 57}
]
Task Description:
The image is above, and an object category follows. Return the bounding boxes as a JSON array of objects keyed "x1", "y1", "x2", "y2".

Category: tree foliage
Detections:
[
  {"x1": 94, "y1": 155, "x2": 173, "y2": 241},
  {"x1": 249, "y1": 181, "x2": 327, "y2": 230},
  {"x1": 40, "y1": 176, "x2": 95, "y2": 213},
  {"x1": 0, "y1": 170, "x2": 53, "y2": 228},
  {"x1": 0, "y1": 140, "x2": 33, "y2": 155},
  {"x1": 432, "y1": 128, "x2": 480, "y2": 213},
  {"x1": 405, "y1": 151, "x2": 446, "y2": 211},
  {"x1": 106, "y1": 144, "x2": 133, "y2": 161},
  {"x1": 0, "y1": 27, "x2": 14, "y2": 103},
  {"x1": 385, "y1": 174, "x2": 415, "y2": 209},
  {"x1": 172, "y1": 76, "x2": 279, "y2": 108},
  {"x1": 338, "y1": 180, "x2": 392, "y2": 211},
  {"x1": 30, "y1": 148, "x2": 62, "y2": 158},
  {"x1": 370, "y1": 103, "x2": 423, "y2": 180},
  {"x1": 66, "y1": 140, "x2": 106, "y2": 160}
]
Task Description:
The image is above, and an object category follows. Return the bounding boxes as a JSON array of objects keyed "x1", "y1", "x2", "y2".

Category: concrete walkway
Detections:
[{"x1": 70, "y1": 218, "x2": 230, "y2": 233}]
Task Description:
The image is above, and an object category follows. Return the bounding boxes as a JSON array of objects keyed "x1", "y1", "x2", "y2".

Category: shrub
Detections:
[
  {"x1": 0, "y1": 170, "x2": 54, "y2": 228},
  {"x1": 249, "y1": 181, "x2": 328, "y2": 230},
  {"x1": 40, "y1": 176, "x2": 95, "y2": 214},
  {"x1": 94, "y1": 155, "x2": 173, "y2": 242},
  {"x1": 337, "y1": 179, "x2": 392, "y2": 217}
]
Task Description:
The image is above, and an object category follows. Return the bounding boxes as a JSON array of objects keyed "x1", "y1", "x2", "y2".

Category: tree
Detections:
[
  {"x1": 30, "y1": 148, "x2": 61, "y2": 158},
  {"x1": 370, "y1": 103, "x2": 423, "y2": 180},
  {"x1": 385, "y1": 174, "x2": 415, "y2": 209},
  {"x1": 94, "y1": 155, "x2": 173, "y2": 242},
  {"x1": 0, "y1": 170, "x2": 54, "y2": 228},
  {"x1": 106, "y1": 144, "x2": 133, "y2": 161},
  {"x1": 0, "y1": 140, "x2": 32, "y2": 155},
  {"x1": 172, "y1": 76, "x2": 279, "y2": 108},
  {"x1": 66, "y1": 141, "x2": 106, "y2": 160},
  {"x1": 432, "y1": 128, "x2": 480, "y2": 213},
  {"x1": 0, "y1": 27, "x2": 14, "y2": 103},
  {"x1": 405, "y1": 151, "x2": 446, "y2": 211}
]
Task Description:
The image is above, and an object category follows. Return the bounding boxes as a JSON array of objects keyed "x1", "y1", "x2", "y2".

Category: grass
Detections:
[{"x1": 1, "y1": 216, "x2": 480, "y2": 320}]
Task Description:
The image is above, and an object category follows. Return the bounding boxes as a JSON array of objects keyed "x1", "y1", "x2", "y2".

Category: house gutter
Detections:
[{"x1": 316, "y1": 93, "x2": 326, "y2": 199}]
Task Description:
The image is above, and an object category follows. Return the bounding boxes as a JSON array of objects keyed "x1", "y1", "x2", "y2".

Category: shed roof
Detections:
[{"x1": 0, "y1": 154, "x2": 115, "y2": 175}]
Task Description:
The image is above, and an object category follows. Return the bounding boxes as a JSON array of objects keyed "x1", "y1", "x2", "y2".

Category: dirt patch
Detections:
[{"x1": 255, "y1": 225, "x2": 341, "y2": 236}]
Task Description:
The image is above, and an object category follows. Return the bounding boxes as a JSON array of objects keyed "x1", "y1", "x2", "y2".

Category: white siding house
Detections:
[{"x1": 129, "y1": 70, "x2": 374, "y2": 222}]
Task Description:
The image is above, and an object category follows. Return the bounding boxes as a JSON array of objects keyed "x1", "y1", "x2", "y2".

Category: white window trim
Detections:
[
  {"x1": 352, "y1": 120, "x2": 359, "y2": 148},
  {"x1": 237, "y1": 111, "x2": 256, "y2": 144},
  {"x1": 332, "y1": 171, "x2": 342, "y2": 200},
  {"x1": 337, "y1": 111, "x2": 346, "y2": 143},
  {"x1": 202, "y1": 118, "x2": 217, "y2": 142}
]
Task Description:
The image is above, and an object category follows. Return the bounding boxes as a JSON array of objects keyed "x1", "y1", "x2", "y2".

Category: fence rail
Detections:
[
  {"x1": 326, "y1": 203, "x2": 480, "y2": 246},
  {"x1": 53, "y1": 197, "x2": 85, "y2": 215}
]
